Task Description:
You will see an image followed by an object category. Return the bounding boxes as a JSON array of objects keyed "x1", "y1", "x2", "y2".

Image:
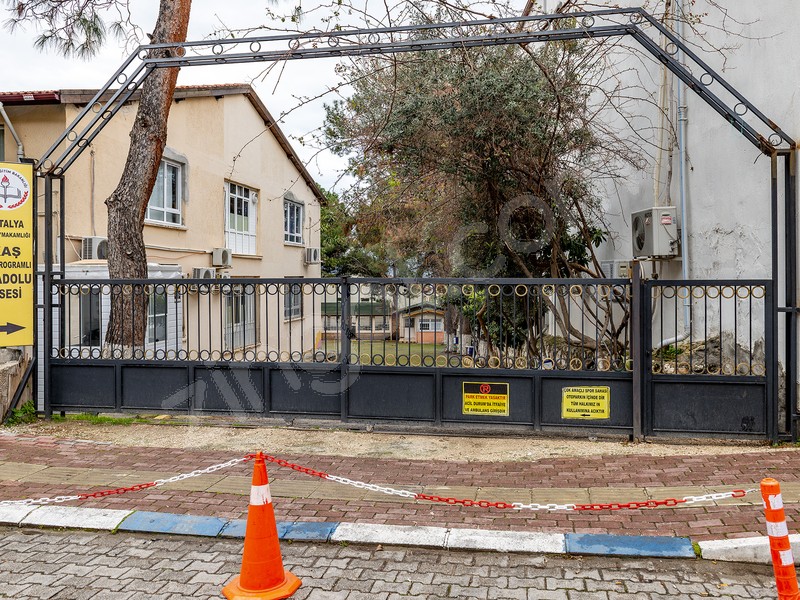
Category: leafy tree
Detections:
[
  {"x1": 319, "y1": 187, "x2": 386, "y2": 277},
  {"x1": 5, "y1": 0, "x2": 192, "y2": 350}
]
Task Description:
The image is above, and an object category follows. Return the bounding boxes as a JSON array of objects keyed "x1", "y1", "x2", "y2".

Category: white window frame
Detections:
[
  {"x1": 0, "y1": 125, "x2": 5, "y2": 162},
  {"x1": 419, "y1": 317, "x2": 442, "y2": 332},
  {"x1": 224, "y1": 286, "x2": 257, "y2": 350},
  {"x1": 147, "y1": 289, "x2": 168, "y2": 344},
  {"x1": 324, "y1": 316, "x2": 339, "y2": 331},
  {"x1": 225, "y1": 182, "x2": 258, "y2": 255},
  {"x1": 284, "y1": 282, "x2": 303, "y2": 320},
  {"x1": 146, "y1": 159, "x2": 183, "y2": 225},
  {"x1": 284, "y1": 199, "x2": 304, "y2": 245}
]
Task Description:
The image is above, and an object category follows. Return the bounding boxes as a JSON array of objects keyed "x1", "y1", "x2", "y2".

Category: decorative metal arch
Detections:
[{"x1": 37, "y1": 7, "x2": 798, "y2": 438}]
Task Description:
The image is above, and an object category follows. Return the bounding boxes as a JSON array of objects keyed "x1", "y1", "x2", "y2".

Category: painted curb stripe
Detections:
[
  {"x1": 566, "y1": 533, "x2": 695, "y2": 558},
  {"x1": 20, "y1": 506, "x2": 133, "y2": 531},
  {"x1": 699, "y1": 535, "x2": 800, "y2": 565},
  {"x1": 118, "y1": 511, "x2": 226, "y2": 537}
]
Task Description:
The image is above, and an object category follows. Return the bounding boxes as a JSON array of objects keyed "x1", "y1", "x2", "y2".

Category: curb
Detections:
[{"x1": 0, "y1": 504, "x2": 703, "y2": 560}]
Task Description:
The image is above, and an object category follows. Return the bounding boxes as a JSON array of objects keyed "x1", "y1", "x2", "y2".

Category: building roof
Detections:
[
  {"x1": 0, "y1": 84, "x2": 325, "y2": 204},
  {"x1": 397, "y1": 302, "x2": 444, "y2": 316}
]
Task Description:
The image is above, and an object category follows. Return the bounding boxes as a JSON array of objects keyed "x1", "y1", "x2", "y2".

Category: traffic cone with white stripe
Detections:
[
  {"x1": 761, "y1": 478, "x2": 800, "y2": 600},
  {"x1": 222, "y1": 452, "x2": 301, "y2": 600}
]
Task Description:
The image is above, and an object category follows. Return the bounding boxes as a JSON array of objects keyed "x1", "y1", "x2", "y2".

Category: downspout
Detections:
[
  {"x1": 657, "y1": 1, "x2": 691, "y2": 349},
  {"x1": 0, "y1": 102, "x2": 25, "y2": 161}
]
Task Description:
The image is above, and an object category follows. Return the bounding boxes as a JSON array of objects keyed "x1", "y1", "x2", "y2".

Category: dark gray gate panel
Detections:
[
  {"x1": 121, "y1": 366, "x2": 190, "y2": 410},
  {"x1": 652, "y1": 380, "x2": 766, "y2": 435},
  {"x1": 540, "y1": 376, "x2": 632, "y2": 429},
  {"x1": 195, "y1": 367, "x2": 264, "y2": 413},
  {"x1": 269, "y1": 365, "x2": 341, "y2": 414},
  {"x1": 51, "y1": 365, "x2": 115, "y2": 410},
  {"x1": 348, "y1": 370, "x2": 435, "y2": 420},
  {"x1": 441, "y1": 374, "x2": 533, "y2": 424}
]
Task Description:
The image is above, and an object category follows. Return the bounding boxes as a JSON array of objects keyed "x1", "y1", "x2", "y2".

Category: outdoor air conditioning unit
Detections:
[
  {"x1": 304, "y1": 247, "x2": 321, "y2": 265},
  {"x1": 212, "y1": 247, "x2": 233, "y2": 268},
  {"x1": 631, "y1": 207, "x2": 679, "y2": 259},
  {"x1": 82, "y1": 236, "x2": 109, "y2": 260},
  {"x1": 217, "y1": 272, "x2": 231, "y2": 279},
  {"x1": 191, "y1": 267, "x2": 217, "y2": 279},
  {"x1": 600, "y1": 260, "x2": 631, "y2": 279}
]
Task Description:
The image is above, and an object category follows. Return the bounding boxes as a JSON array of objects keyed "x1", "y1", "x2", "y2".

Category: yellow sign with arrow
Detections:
[{"x1": 0, "y1": 162, "x2": 34, "y2": 347}]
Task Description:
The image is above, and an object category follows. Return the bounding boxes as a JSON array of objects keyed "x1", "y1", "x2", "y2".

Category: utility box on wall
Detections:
[{"x1": 631, "y1": 206, "x2": 679, "y2": 259}]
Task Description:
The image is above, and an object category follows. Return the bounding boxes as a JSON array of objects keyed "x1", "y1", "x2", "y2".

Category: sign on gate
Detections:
[
  {"x1": 462, "y1": 382, "x2": 510, "y2": 416},
  {"x1": 561, "y1": 386, "x2": 611, "y2": 420},
  {"x1": 0, "y1": 162, "x2": 34, "y2": 347}
]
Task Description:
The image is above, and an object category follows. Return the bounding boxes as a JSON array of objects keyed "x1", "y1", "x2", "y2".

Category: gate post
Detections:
[
  {"x1": 340, "y1": 277, "x2": 351, "y2": 423},
  {"x1": 631, "y1": 261, "x2": 644, "y2": 441}
]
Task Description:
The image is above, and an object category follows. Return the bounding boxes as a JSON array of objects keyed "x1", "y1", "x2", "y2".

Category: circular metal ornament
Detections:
[
  {"x1": 569, "y1": 357, "x2": 583, "y2": 371},
  {"x1": 515, "y1": 284, "x2": 529, "y2": 297},
  {"x1": 700, "y1": 72, "x2": 714, "y2": 86},
  {"x1": 752, "y1": 286, "x2": 766, "y2": 299},
  {"x1": 423, "y1": 356, "x2": 435, "y2": 367},
  {"x1": 542, "y1": 357, "x2": 555, "y2": 370},
  {"x1": 721, "y1": 286, "x2": 735, "y2": 299},
  {"x1": 581, "y1": 15, "x2": 595, "y2": 28},
  {"x1": 462, "y1": 356, "x2": 474, "y2": 368},
  {"x1": 410, "y1": 354, "x2": 422, "y2": 367},
  {"x1": 435, "y1": 355, "x2": 448, "y2": 367},
  {"x1": 734, "y1": 102, "x2": 748, "y2": 116},
  {"x1": 488, "y1": 284, "x2": 501, "y2": 297}
]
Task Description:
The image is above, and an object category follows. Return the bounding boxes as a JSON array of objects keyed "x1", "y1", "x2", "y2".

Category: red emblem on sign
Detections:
[{"x1": 480, "y1": 384, "x2": 491, "y2": 394}]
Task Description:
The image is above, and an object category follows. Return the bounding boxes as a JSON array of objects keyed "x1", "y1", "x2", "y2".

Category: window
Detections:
[
  {"x1": 79, "y1": 289, "x2": 101, "y2": 346},
  {"x1": 375, "y1": 315, "x2": 389, "y2": 330},
  {"x1": 324, "y1": 316, "x2": 339, "y2": 331},
  {"x1": 224, "y1": 286, "x2": 257, "y2": 350},
  {"x1": 403, "y1": 317, "x2": 415, "y2": 329},
  {"x1": 226, "y1": 182, "x2": 258, "y2": 255},
  {"x1": 419, "y1": 317, "x2": 442, "y2": 332},
  {"x1": 147, "y1": 290, "x2": 168, "y2": 344},
  {"x1": 0, "y1": 126, "x2": 5, "y2": 162},
  {"x1": 146, "y1": 160, "x2": 183, "y2": 225},
  {"x1": 284, "y1": 282, "x2": 302, "y2": 320},
  {"x1": 358, "y1": 316, "x2": 372, "y2": 331},
  {"x1": 284, "y1": 199, "x2": 303, "y2": 244}
]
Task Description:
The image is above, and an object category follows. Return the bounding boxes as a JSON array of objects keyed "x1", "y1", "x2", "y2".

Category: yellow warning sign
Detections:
[
  {"x1": 561, "y1": 386, "x2": 610, "y2": 420},
  {"x1": 0, "y1": 162, "x2": 34, "y2": 347},
  {"x1": 462, "y1": 382, "x2": 509, "y2": 416}
]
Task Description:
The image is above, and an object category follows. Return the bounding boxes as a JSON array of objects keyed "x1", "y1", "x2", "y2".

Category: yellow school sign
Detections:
[{"x1": 0, "y1": 162, "x2": 34, "y2": 347}]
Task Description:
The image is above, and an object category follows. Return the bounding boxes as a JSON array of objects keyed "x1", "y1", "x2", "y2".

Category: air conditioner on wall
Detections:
[
  {"x1": 212, "y1": 247, "x2": 233, "y2": 268},
  {"x1": 82, "y1": 236, "x2": 109, "y2": 260},
  {"x1": 631, "y1": 207, "x2": 679, "y2": 259},
  {"x1": 191, "y1": 267, "x2": 217, "y2": 279},
  {"x1": 304, "y1": 247, "x2": 321, "y2": 265}
]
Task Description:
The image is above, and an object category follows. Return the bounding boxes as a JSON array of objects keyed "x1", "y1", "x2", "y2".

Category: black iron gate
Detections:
[{"x1": 41, "y1": 275, "x2": 775, "y2": 440}]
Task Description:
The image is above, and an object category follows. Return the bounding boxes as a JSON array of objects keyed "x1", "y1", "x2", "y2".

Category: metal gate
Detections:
[{"x1": 41, "y1": 275, "x2": 775, "y2": 440}]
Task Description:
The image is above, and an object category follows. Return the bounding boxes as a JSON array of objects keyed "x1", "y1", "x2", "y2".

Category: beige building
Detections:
[{"x1": 0, "y1": 85, "x2": 324, "y2": 361}]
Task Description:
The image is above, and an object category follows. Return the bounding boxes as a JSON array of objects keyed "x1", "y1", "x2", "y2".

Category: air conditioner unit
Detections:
[
  {"x1": 304, "y1": 247, "x2": 321, "y2": 265},
  {"x1": 600, "y1": 260, "x2": 632, "y2": 279},
  {"x1": 217, "y1": 272, "x2": 231, "y2": 279},
  {"x1": 631, "y1": 207, "x2": 679, "y2": 259},
  {"x1": 82, "y1": 236, "x2": 109, "y2": 260},
  {"x1": 212, "y1": 247, "x2": 233, "y2": 268},
  {"x1": 191, "y1": 267, "x2": 217, "y2": 279}
]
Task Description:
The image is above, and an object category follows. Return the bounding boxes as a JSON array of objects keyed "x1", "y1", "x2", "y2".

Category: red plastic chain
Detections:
[
  {"x1": 573, "y1": 498, "x2": 687, "y2": 511},
  {"x1": 77, "y1": 481, "x2": 157, "y2": 500},
  {"x1": 414, "y1": 493, "x2": 515, "y2": 509},
  {"x1": 258, "y1": 453, "x2": 330, "y2": 480}
]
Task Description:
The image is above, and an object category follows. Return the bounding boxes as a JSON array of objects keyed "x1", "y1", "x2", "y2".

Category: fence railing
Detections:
[{"x1": 46, "y1": 276, "x2": 768, "y2": 377}]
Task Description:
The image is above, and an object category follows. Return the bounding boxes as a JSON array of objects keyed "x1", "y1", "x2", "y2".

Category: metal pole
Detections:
[
  {"x1": 631, "y1": 260, "x2": 644, "y2": 441},
  {"x1": 785, "y1": 151, "x2": 798, "y2": 441},
  {"x1": 43, "y1": 176, "x2": 53, "y2": 419},
  {"x1": 771, "y1": 154, "x2": 780, "y2": 441},
  {"x1": 340, "y1": 277, "x2": 351, "y2": 423}
]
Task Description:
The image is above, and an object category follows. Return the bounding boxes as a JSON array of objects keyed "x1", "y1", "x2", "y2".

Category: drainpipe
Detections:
[
  {"x1": 656, "y1": 0, "x2": 691, "y2": 349},
  {"x1": 0, "y1": 102, "x2": 25, "y2": 161}
]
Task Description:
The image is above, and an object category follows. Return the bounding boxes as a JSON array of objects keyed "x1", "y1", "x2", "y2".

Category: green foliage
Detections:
[
  {"x1": 4, "y1": 400, "x2": 37, "y2": 426},
  {"x1": 319, "y1": 186, "x2": 387, "y2": 277},
  {"x1": 324, "y1": 38, "x2": 611, "y2": 278}
]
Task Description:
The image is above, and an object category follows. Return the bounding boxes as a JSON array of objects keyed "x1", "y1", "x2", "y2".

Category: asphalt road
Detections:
[{"x1": 0, "y1": 527, "x2": 778, "y2": 599}]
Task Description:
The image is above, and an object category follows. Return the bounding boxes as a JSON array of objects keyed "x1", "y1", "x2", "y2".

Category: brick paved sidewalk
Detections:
[
  {"x1": 1, "y1": 433, "x2": 797, "y2": 541},
  {"x1": 0, "y1": 527, "x2": 778, "y2": 599}
]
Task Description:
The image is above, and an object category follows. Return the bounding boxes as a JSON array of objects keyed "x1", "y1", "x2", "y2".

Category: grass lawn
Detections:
[{"x1": 315, "y1": 338, "x2": 450, "y2": 365}]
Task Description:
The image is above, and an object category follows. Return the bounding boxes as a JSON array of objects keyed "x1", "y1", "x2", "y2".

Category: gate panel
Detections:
[
  {"x1": 268, "y1": 364, "x2": 341, "y2": 415},
  {"x1": 651, "y1": 378, "x2": 766, "y2": 435},
  {"x1": 195, "y1": 366, "x2": 264, "y2": 413},
  {"x1": 51, "y1": 364, "x2": 115, "y2": 411},
  {"x1": 540, "y1": 374, "x2": 632, "y2": 430},
  {"x1": 121, "y1": 366, "x2": 190, "y2": 410},
  {"x1": 441, "y1": 373, "x2": 533, "y2": 424},
  {"x1": 348, "y1": 369, "x2": 435, "y2": 420}
]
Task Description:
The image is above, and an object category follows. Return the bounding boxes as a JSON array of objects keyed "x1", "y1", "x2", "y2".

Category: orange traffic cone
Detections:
[
  {"x1": 222, "y1": 452, "x2": 301, "y2": 600},
  {"x1": 761, "y1": 478, "x2": 800, "y2": 600}
]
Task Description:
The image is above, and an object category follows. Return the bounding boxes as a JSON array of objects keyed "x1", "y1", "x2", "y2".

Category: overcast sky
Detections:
[{"x1": 0, "y1": 1, "x2": 349, "y2": 190}]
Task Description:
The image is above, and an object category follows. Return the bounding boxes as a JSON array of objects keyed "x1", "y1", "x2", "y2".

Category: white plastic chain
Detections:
[
  {"x1": 681, "y1": 488, "x2": 759, "y2": 505},
  {"x1": 151, "y1": 457, "x2": 251, "y2": 487},
  {"x1": 0, "y1": 456, "x2": 251, "y2": 507},
  {"x1": 325, "y1": 475, "x2": 418, "y2": 498}
]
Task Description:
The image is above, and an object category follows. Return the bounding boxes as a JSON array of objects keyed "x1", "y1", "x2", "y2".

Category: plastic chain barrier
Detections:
[
  {"x1": 0, "y1": 456, "x2": 253, "y2": 507},
  {"x1": 0, "y1": 451, "x2": 760, "y2": 512},
  {"x1": 256, "y1": 453, "x2": 759, "y2": 512}
]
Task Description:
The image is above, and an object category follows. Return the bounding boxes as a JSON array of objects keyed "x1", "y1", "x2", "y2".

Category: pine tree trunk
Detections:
[{"x1": 104, "y1": 0, "x2": 192, "y2": 355}]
